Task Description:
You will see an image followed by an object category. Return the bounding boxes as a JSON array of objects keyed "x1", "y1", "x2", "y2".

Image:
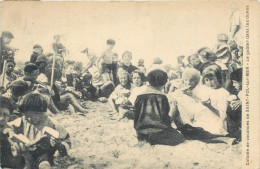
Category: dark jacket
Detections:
[{"x1": 30, "y1": 52, "x2": 40, "y2": 63}]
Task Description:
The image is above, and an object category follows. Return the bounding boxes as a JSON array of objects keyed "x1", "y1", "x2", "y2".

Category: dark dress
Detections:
[
  {"x1": 226, "y1": 105, "x2": 241, "y2": 139},
  {"x1": 0, "y1": 133, "x2": 24, "y2": 168},
  {"x1": 134, "y1": 93, "x2": 184, "y2": 146},
  {"x1": 30, "y1": 52, "x2": 40, "y2": 63}
]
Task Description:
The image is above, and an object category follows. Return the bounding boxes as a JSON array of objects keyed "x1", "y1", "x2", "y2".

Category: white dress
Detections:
[{"x1": 168, "y1": 85, "x2": 229, "y2": 135}]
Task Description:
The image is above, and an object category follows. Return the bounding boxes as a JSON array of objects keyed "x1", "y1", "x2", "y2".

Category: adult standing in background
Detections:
[
  {"x1": 52, "y1": 35, "x2": 67, "y2": 79},
  {"x1": 30, "y1": 44, "x2": 43, "y2": 63},
  {"x1": 229, "y1": 8, "x2": 243, "y2": 46},
  {"x1": 0, "y1": 31, "x2": 14, "y2": 75},
  {"x1": 52, "y1": 35, "x2": 66, "y2": 57}
]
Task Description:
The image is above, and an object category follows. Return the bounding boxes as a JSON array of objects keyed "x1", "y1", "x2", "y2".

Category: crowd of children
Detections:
[{"x1": 0, "y1": 31, "x2": 242, "y2": 168}]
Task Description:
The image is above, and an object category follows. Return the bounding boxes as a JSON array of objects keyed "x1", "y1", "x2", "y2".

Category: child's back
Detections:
[
  {"x1": 132, "y1": 69, "x2": 184, "y2": 146},
  {"x1": 134, "y1": 86, "x2": 171, "y2": 135}
]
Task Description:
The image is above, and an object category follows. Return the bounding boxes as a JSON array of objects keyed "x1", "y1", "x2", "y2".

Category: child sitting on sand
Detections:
[
  {"x1": 201, "y1": 64, "x2": 230, "y2": 134},
  {"x1": 44, "y1": 65, "x2": 88, "y2": 114},
  {"x1": 226, "y1": 68, "x2": 242, "y2": 141},
  {"x1": 0, "y1": 97, "x2": 24, "y2": 168},
  {"x1": 129, "y1": 68, "x2": 184, "y2": 146},
  {"x1": 7, "y1": 93, "x2": 71, "y2": 169},
  {"x1": 168, "y1": 68, "x2": 228, "y2": 139},
  {"x1": 108, "y1": 69, "x2": 132, "y2": 120}
]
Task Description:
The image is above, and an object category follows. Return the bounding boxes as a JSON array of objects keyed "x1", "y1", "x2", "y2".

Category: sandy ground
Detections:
[{"x1": 52, "y1": 100, "x2": 242, "y2": 169}]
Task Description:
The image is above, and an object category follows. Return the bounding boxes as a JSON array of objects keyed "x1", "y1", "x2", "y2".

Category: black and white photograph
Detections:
[{"x1": 0, "y1": 1, "x2": 259, "y2": 169}]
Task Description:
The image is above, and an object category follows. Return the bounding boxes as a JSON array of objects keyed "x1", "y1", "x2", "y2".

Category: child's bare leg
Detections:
[
  {"x1": 117, "y1": 107, "x2": 127, "y2": 121},
  {"x1": 67, "y1": 104, "x2": 75, "y2": 114},
  {"x1": 49, "y1": 98, "x2": 61, "y2": 114},
  {"x1": 61, "y1": 93, "x2": 88, "y2": 113},
  {"x1": 39, "y1": 161, "x2": 51, "y2": 169}
]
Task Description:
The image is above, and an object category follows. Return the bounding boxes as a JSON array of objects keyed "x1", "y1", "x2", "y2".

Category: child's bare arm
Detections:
[{"x1": 201, "y1": 102, "x2": 220, "y2": 117}]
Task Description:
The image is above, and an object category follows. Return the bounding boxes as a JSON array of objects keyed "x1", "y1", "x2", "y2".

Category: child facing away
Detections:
[
  {"x1": 129, "y1": 68, "x2": 184, "y2": 146},
  {"x1": 0, "y1": 96, "x2": 24, "y2": 168},
  {"x1": 7, "y1": 93, "x2": 71, "y2": 169}
]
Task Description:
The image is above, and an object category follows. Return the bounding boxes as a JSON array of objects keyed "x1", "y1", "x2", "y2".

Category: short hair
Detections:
[
  {"x1": 0, "y1": 96, "x2": 14, "y2": 113},
  {"x1": 177, "y1": 55, "x2": 185, "y2": 63},
  {"x1": 107, "y1": 39, "x2": 115, "y2": 45},
  {"x1": 24, "y1": 63, "x2": 38, "y2": 74},
  {"x1": 33, "y1": 44, "x2": 42, "y2": 49},
  {"x1": 122, "y1": 51, "x2": 132, "y2": 59},
  {"x1": 19, "y1": 93, "x2": 48, "y2": 113},
  {"x1": 187, "y1": 54, "x2": 198, "y2": 64},
  {"x1": 6, "y1": 59, "x2": 16, "y2": 66},
  {"x1": 182, "y1": 68, "x2": 201, "y2": 84},
  {"x1": 54, "y1": 35, "x2": 60, "y2": 39},
  {"x1": 1, "y1": 31, "x2": 14, "y2": 39},
  {"x1": 230, "y1": 68, "x2": 242, "y2": 83},
  {"x1": 11, "y1": 80, "x2": 30, "y2": 97},
  {"x1": 117, "y1": 68, "x2": 129, "y2": 78},
  {"x1": 35, "y1": 55, "x2": 48, "y2": 65},
  {"x1": 113, "y1": 53, "x2": 118, "y2": 57},
  {"x1": 138, "y1": 59, "x2": 144, "y2": 63},
  {"x1": 202, "y1": 64, "x2": 222, "y2": 86},
  {"x1": 131, "y1": 69, "x2": 146, "y2": 82},
  {"x1": 147, "y1": 69, "x2": 168, "y2": 87},
  {"x1": 217, "y1": 33, "x2": 228, "y2": 41}
]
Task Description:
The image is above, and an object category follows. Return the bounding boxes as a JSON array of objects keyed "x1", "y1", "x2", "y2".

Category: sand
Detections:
[{"x1": 52, "y1": 100, "x2": 241, "y2": 169}]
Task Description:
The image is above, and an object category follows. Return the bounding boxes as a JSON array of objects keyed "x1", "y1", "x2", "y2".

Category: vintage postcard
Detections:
[{"x1": 0, "y1": 1, "x2": 259, "y2": 169}]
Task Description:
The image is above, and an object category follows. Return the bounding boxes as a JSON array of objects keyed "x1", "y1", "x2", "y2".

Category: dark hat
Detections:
[
  {"x1": 1, "y1": 31, "x2": 14, "y2": 38},
  {"x1": 230, "y1": 68, "x2": 242, "y2": 82},
  {"x1": 147, "y1": 69, "x2": 168, "y2": 87},
  {"x1": 107, "y1": 39, "x2": 115, "y2": 45},
  {"x1": 24, "y1": 63, "x2": 38, "y2": 73},
  {"x1": 197, "y1": 47, "x2": 216, "y2": 62},
  {"x1": 11, "y1": 80, "x2": 31, "y2": 97}
]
